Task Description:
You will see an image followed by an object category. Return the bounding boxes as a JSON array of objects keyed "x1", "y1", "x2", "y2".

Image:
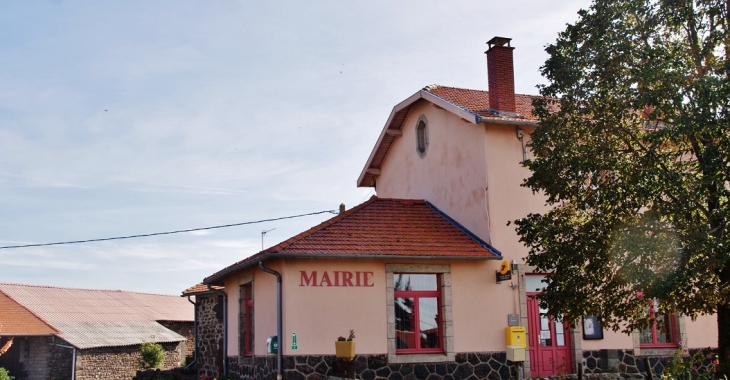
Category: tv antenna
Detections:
[{"x1": 261, "y1": 228, "x2": 276, "y2": 250}]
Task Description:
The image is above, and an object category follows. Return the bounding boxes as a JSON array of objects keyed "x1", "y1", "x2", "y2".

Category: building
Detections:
[
  {"x1": 0, "y1": 283, "x2": 194, "y2": 380},
  {"x1": 191, "y1": 36, "x2": 717, "y2": 380}
]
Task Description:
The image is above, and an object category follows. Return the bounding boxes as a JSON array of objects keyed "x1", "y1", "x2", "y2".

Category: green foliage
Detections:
[
  {"x1": 0, "y1": 368, "x2": 14, "y2": 380},
  {"x1": 337, "y1": 330, "x2": 355, "y2": 342},
  {"x1": 661, "y1": 347, "x2": 719, "y2": 380},
  {"x1": 514, "y1": 0, "x2": 730, "y2": 377},
  {"x1": 138, "y1": 337, "x2": 165, "y2": 369}
]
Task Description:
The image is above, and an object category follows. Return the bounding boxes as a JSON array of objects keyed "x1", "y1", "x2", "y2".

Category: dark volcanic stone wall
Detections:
[
  {"x1": 226, "y1": 352, "x2": 514, "y2": 380},
  {"x1": 196, "y1": 294, "x2": 224, "y2": 377},
  {"x1": 582, "y1": 349, "x2": 716, "y2": 377}
]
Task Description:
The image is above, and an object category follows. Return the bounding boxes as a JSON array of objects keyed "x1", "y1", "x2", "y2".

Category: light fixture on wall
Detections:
[
  {"x1": 516, "y1": 128, "x2": 529, "y2": 161},
  {"x1": 510, "y1": 259, "x2": 519, "y2": 275}
]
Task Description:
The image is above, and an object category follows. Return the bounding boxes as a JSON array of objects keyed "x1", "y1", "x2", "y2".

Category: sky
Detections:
[{"x1": 0, "y1": 0, "x2": 592, "y2": 295}]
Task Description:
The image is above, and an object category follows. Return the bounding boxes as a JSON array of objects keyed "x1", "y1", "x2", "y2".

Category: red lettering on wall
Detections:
[
  {"x1": 319, "y1": 272, "x2": 333, "y2": 287},
  {"x1": 300, "y1": 270, "x2": 374, "y2": 287},
  {"x1": 364, "y1": 272, "x2": 374, "y2": 287},
  {"x1": 342, "y1": 271, "x2": 354, "y2": 287},
  {"x1": 300, "y1": 271, "x2": 318, "y2": 286}
]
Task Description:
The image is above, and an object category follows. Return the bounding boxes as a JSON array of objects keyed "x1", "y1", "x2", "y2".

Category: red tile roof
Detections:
[
  {"x1": 182, "y1": 283, "x2": 223, "y2": 296},
  {"x1": 425, "y1": 85, "x2": 538, "y2": 123},
  {"x1": 0, "y1": 291, "x2": 57, "y2": 336},
  {"x1": 204, "y1": 197, "x2": 500, "y2": 284}
]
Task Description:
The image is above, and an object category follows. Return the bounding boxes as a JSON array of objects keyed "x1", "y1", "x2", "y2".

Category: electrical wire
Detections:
[{"x1": 0, "y1": 209, "x2": 339, "y2": 250}]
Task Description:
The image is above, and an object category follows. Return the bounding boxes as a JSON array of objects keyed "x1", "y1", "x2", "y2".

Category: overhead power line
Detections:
[{"x1": 0, "y1": 209, "x2": 338, "y2": 250}]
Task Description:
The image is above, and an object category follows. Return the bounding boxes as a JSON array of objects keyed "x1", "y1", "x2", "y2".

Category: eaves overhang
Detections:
[{"x1": 203, "y1": 252, "x2": 502, "y2": 286}]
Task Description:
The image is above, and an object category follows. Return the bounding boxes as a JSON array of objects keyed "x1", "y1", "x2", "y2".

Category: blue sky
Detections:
[{"x1": 0, "y1": 0, "x2": 591, "y2": 294}]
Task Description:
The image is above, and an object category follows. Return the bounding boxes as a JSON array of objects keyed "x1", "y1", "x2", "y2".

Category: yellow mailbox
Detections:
[{"x1": 505, "y1": 326, "x2": 526, "y2": 348}]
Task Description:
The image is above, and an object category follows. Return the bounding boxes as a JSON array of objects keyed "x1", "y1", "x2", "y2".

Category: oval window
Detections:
[{"x1": 416, "y1": 115, "x2": 428, "y2": 157}]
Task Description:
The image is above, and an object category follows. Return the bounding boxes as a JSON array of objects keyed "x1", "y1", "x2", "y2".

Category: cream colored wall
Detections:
[
  {"x1": 279, "y1": 259, "x2": 388, "y2": 355},
  {"x1": 224, "y1": 257, "x2": 517, "y2": 356},
  {"x1": 683, "y1": 314, "x2": 717, "y2": 348},
  {"x1": 449, "y1": 260, "x2": 520, "y2": 352},
  {"x1": 481, "y1": 124, "x2": 547, "y2": 263},
  {"x1": 581, "y1": 330, "x2": 633, "y2": 350},
  {"x1": 375, "y1": 101, "x2": 491, "y2": 245}
]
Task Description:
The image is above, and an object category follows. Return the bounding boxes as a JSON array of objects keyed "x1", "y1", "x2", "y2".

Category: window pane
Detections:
[
  {"x1": 394, "y1": 274, "x2": 437, "y2": 291},
  {"x1": 639, "y1": 326, "x2": 654, "y2": 344},
  {"x1": 656, "y1": 314, "x2": 674, "y2": 343},
  {"x1": 395, "y1": 297, "x2": 416, "y2": 349},
  {"x1": 419, "y1": 297, "x2": 440, "y2": 349}
]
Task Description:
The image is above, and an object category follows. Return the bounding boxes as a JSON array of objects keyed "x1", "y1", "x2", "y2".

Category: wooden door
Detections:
[{"x1": 526, "y1": 294, "x2": 572, "y2": 377}]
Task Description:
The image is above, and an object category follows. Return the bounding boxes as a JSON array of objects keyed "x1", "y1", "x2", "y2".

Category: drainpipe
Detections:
[
  {"x1": 259, "y1": 260, "x2": 283, "y2": 380},
  {"x1": 185, "y1": 295, "x2": 198, "y2": 369},
  {"x1": 208, "y1": 285, "x2": 228, "y2": 376},
  {"x1": 52, "y1": 340, "x2": 76, "y2": 380}
]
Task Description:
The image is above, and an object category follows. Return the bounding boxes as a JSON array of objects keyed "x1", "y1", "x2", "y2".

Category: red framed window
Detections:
[
  {"x1": 394, "y1": 273, "x2": 443, "y2": 354},
  {"x1": 239, "y1": 283, "x2": 254, "y2": 356},
  {"x1": 639, "y1": 299, "x2": 677, "y2": 347}
]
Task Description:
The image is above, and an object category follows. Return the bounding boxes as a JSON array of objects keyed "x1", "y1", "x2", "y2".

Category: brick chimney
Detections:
[{"x1": 486, "y1": 36, "x2": 516, "y2": 113}]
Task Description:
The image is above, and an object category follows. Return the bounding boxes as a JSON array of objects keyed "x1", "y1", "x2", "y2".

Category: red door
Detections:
[{"x1": 527, "y1": 294, "x2": 572, "y2": 377}]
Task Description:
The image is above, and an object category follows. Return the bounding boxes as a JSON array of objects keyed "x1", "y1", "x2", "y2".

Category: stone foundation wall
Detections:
[
  {"x1": 582, "y1": 348, "x2": 716, "y2": 376},
  {"x1": 195, "y1": 294, "x2": 224, "y2": 377},
  {"x1": 75, "y1": 342, "x2": 185, "y2": 380},
  {"x1": 583, "y1": 349, "x2": 673, "y2": 375},
  {"x1": 226, "y1": 352, "x2": 514, "y2": 380}
]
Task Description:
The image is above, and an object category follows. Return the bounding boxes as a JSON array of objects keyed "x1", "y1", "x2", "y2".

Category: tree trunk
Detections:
[{"x1": 718, "y1": 269, "x2": 730, "y2": 378}]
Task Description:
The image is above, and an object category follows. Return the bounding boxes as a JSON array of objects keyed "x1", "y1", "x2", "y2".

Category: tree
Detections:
[{"x1": 513, "y1": 0, "x2": 730, "y2": 376}]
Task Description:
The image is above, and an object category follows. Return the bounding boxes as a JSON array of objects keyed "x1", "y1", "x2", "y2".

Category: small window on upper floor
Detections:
[{"x1": 416, "y1": 115, "x2": 428, "y2": 157}]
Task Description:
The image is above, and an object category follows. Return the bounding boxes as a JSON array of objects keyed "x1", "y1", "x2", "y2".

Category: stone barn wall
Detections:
[
  {"x1": 75, "y1": 341, "x2": 185, "y2": 380},
  {"x1": 195, "y1": 294, "x2": 224, "y2": 377}
]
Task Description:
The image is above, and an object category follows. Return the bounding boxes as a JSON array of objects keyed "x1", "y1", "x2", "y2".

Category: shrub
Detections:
[
  {"x1": 139, "y1": 337, "x2": 165, "y2": 369},
  {"x1": 660, "y1": 344, "x2": 720, "y2": 380},
  {"x1": 0, "y1": 367, "x2": 14, "y2": 380}
]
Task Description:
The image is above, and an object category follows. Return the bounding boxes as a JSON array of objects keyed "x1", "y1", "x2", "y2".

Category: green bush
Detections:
[
  {"x1": 660, "y1": 345, "x2": 720, "y2": 380},
  {"x1": 0, "y1": 367, "x2": 14, "y2": 380},
  {"x1": 138, "y1": 338, "x2": 165, "y2": 369}
]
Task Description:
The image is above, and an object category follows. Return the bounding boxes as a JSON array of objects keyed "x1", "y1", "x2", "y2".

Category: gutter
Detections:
[
  {"x1": 185, "y1": 296, "x2": 198, "y2": 369},
  {"x1": 207, "y1": 285, "x2": 228, "y2": 377},
  {"x1": 477, "y1": 115, "x2": 539, "y2": 126},
  {"x1": 259, "y1": 261, "x2": 283, "y2": 380}
]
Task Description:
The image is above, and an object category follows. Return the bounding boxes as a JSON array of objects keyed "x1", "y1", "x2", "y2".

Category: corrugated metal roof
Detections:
[
  {"x1": 0, "y1": 283, "x2": 192, "y2": 323},
  {"x1": 0, "y1": 283, "x2": 192, "y2": 349},
  {"x1": 52, "y1": 321, "x2": 185, "y2": 349}
]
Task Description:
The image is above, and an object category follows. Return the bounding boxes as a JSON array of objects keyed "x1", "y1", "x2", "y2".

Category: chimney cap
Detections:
[{"x1": 487, "y1": 36, "x2": 512, "y2": 49}]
